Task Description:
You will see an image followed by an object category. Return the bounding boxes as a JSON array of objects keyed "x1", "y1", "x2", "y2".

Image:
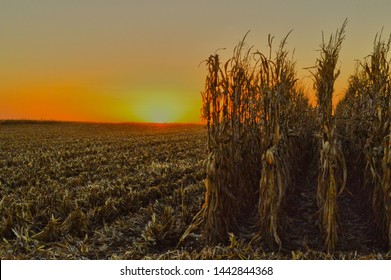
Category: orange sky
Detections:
[{"x1": 1, "y1": 1, "x2": 390, "y2": 123}]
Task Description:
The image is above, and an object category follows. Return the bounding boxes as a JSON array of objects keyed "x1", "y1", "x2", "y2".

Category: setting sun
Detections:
[
  {"x1": 129, "y1": 90, "x2": 200, "y2": 123},
  {"x1": 136, "y1": 105, "x2": 180, "y2": 123}
]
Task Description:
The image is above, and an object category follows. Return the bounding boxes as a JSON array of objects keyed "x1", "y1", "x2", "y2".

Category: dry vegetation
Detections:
[
  {"x1": 312, "y1": 21, "x2": 348, "y2": 252},
  {"x1": 1, "y1": 121, "x2": 388, "y2": 260},
  {"x1": 0, "y1": 123, "x2": 207, "y2": 259},
  {"x1": 182, "y1": 21, "x2": 390, "y2": 257},
  {"x1": 1, "y1": 22, "x2": 391, "y2": 260}
]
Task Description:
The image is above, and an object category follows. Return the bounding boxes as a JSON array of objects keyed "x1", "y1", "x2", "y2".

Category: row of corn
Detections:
[{"x1": 184, "y1": 21, "x2": 391, "y2": 252}]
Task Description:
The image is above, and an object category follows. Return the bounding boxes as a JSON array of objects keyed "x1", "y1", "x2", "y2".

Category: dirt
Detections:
[{"x1": 282, "y1": 146, "x2": 388, "y2": 254}]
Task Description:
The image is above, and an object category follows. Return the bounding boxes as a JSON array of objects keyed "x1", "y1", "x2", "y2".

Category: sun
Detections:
[
  {"x1": 149, "y1": 110, "x2": 175, "y2": 123},
  {"x1": 130, "y1": 91, "x2": 188, "y2": 123}
]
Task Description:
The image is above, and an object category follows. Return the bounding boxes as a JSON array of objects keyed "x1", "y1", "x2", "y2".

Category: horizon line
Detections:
[{"x1": 0, "y1": 119, "x2": 204, "y2": 125}]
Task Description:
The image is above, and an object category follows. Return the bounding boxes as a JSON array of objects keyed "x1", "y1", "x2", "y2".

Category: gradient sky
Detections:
[{"x1": 1, "y1": 0, "x2": 390, "y2": 123}]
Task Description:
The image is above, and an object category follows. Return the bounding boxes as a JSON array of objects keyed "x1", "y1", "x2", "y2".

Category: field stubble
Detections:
[{"x1": 0, "y1": 123, "x2": 206, "y2": 259}]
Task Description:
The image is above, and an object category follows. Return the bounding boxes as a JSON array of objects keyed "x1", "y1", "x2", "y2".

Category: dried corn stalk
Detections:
[
  {"x1": 312, "y1": 20, "x2": 347, "y2": 252},
  {"x1": 257, "y1": 33, "x2": 296, "y2": 249},
  {"x1": 182, "y1": 34, "x2": 263, "y2": 244},
  {"x1": 337, "y1": 33, "x2": 391, "y2": 247}
]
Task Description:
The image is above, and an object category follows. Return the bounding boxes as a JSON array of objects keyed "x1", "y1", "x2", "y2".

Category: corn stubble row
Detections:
[
  {"x1": 185, "y1": 21, "x2": 391, "y2": 252},
  {"x1": 0, "y1": 124, "x2": 207, "y2": 259}
]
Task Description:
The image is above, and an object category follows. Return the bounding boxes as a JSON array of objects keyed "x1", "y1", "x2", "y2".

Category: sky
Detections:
[{"x1": 1, "y1": 0, "x2": 390, "y2": 123}]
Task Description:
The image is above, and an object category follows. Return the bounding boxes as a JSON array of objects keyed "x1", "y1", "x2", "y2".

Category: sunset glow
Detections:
[
  {"x1": 132, "y1": 100, "x2": 184, "y2": 123},
  {"x1": 1, "y1": 1, "x2": 390, "y2": 123},
  {"x1": 128, "y1": 89, "x2": 199, "y2": 123}
]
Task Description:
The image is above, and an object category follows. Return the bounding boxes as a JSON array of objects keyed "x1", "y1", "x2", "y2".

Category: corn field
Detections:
[
  {"x1": 184, "y1": 21, "x2": 391, "y2": 254},
  {"x1": 1, "y1": 22, "x2": 391, "y2": 260}
]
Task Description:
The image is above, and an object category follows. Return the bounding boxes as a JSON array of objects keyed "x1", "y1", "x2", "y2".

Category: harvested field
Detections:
[{"x1": 0, "y1": 122, "x2": 389, "y2": 259}]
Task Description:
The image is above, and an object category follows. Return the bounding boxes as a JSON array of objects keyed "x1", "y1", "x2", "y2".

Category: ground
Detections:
[{"x1": 0, "y1": 122, "x2": 389, "y2": 259}]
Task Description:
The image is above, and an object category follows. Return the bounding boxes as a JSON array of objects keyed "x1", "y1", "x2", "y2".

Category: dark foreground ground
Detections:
[{"x1": 0, "y1": 122, "x2": 389, "y2": 259}]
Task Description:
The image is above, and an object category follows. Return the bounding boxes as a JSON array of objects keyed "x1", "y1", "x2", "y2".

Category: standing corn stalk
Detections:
[
  {"x1": 382, "y1": 119, "x2": 391, "y2": 248},
  {"x1": 335, "y1": 32, "x2": 391, "y2": 248},
  {"x1": 312, "y1": 20, "x2": 347, "y2": 252},
  {"x1": 383, "y1": 82, "x2": 391, "y2": 248},
  {"x1": 361, "y1": 34, "x2": 391, "y2": 245},
  {"x1": 181, "y1": 34, "x2": 263, "y2": 244},
  {"x1": 256, "y1": 33, "x2": 297, "y2": 249}
]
